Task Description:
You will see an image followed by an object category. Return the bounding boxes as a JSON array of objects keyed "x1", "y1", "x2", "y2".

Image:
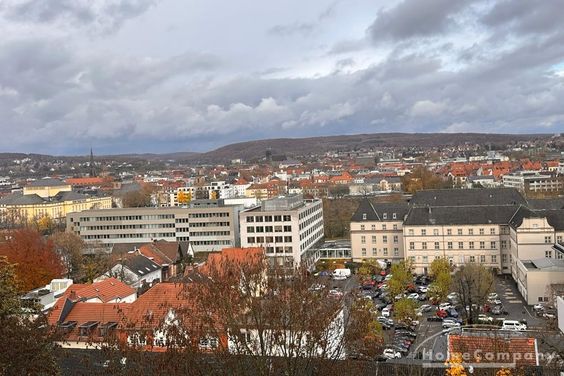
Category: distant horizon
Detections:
[{"x1": 0, "y1": 131, "x2": 555, "y2": 158}]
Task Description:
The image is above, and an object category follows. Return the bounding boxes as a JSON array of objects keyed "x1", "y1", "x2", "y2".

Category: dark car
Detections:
[
  {"x1": 418, "y1": 293, "x2": 427, "y2": 301},
  {"x1": 491, "y1": 305, "x2": 508, "y2": 315}
]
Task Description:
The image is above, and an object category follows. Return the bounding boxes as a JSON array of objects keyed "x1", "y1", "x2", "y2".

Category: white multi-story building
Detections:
[
  {"x1": 240, "y1": 195, "x2": 324, "y2": 269},
  {"x1": 67, "y1": 200, "x2": 243, "y2": 253},
  {"x1": 169, "y1": 181, "x2": 239, "y2": 206},
  {"x1": 502, "y1": 171, "x2": 563, "y2": 193}
]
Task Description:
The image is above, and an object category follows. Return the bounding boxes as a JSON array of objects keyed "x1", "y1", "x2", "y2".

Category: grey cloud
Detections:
[
  {"x1": 268, "y1": 22, "x2": 316, "y2": 37},
  {"x1": 0, "y1": 0, "x2": 157, "y2": 33},
  {"x1": 481, "y1": 0, "x2": 563, "y2": 36},
  {"x1": 368, "y1": 0, "x2": 476, "y2": 42}
]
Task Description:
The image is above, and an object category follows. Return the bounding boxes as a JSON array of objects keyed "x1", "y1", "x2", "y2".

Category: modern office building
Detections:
[
  {"x1": 502, "y1": 171, "x2": 563, "y2": 193},
  {"x1": 239, "y1": 195, "x2": 324, "y2": 269},
  {"x1": 67, "y1": 200, "x2": 243, "y2": 253}
]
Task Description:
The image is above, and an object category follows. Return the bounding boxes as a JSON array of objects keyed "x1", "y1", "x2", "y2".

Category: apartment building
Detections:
[
  {"x1": 503, "y1": 171, "x2": 563, "y2": 193},
  {"x1": 67, "y1": 200, "x2": 243, "y2": 253},
  {"x1": 240, "y1": 195, "x2": 324, "y2": 269},
  {"x1": 350, "y1": 201, "x2": 408, "y2": 262},
  {"x1": 351, "y1": 188, "x2": 564, "y2": 276}
]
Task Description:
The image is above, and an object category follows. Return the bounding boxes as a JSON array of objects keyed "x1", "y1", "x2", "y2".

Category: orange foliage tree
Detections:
[{"x1": 0, "y1": 229, "x2": 63, "y2": 291}]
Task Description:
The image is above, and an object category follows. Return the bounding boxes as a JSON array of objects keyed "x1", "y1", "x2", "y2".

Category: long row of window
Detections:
[
  {"x1": 246, "y1": 225, "x2": 292, "y2": 233},
  {"x1": 360, "y1": 223, "x2": 399, "y2": 231},
  {"x1": 360, "y1": 235, "x2": 399, "y2": 244},
  {"x1": 246, "y1": 236, "x2": 293, "y2": 244},
  {"x1": 83, "y1": 232, "x2": 176, "y2": 240},
  {"x1": 407, "y1": 227, "x2": 509, "y2": 236},
  {"x1": 409, "y1": 254, "x2": 498, "y2": 264},
  {"x1": 79, "y1": 214, "x2": 175, "y2": 222},
  {"x1": 246, "y1": 215, "x2": 292, "y2": 223},
  {"x1": 361, "y1": 247, "x2": 400, "y2": 257},
  {"x1": 80, "y1": 224, "x2": 174, "y2": 231},
  {"x1": 409, "y1": 241, "x2": 498, "y2": 250}
]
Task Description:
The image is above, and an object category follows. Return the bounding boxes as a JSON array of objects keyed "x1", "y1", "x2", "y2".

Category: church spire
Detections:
[{"x1": 89, "y1": 148, "x2": 96, "y2": 177}]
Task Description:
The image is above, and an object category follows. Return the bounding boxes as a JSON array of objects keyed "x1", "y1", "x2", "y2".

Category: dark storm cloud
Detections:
[
  {"x1": 368, "y1": 0, "x2": 476, "y2": 42},
  {"x1": 481, "y1": 0, "x2": 563, "y2": 36}
]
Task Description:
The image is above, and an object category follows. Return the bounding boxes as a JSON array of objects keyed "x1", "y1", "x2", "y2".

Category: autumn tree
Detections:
[
  {"x1": 108, "y1": 252, "x2": 384, "y2": 375},
  {"x1": 122, "y1": 183, "x2": 155, "y2": 208},
  {"x1": 388, "y1": 260, "x2": 413, "y2": 298},
  {"x1": 394, "y1": 297, "x2": 419, "y2": 324},
  {"x1": 429, "y1": 257, "x2": 452, "y2": 303},
  {"x1": 51, "y1": 231, "x2": 84, "y2": 280},
  {"x1": 177, "y1": 191, "x2": 192, "y2": 205},
  {"x1": 356, "y1": 259, "x2": 382, "y2": 281},
  {"x1": 0, "y1": 257, "x2": 61, "y2": 375},
  {"x1": 401, "y1": 166, "x2": 449, "y2": 194},
  {"x1": 0, "y1": 229, "x2": 63, "y2": 291},
  {"x1": 452, "y1": 262, "x2": 494, "y2": 324}
]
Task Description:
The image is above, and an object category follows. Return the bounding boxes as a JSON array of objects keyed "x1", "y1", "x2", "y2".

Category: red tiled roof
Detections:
[
  {"x1": 126, "y1": 283, "x2": 186, "y2": 329},
  {"x1": 448, "y1": 335, "x2": 538, "y2": 367}
]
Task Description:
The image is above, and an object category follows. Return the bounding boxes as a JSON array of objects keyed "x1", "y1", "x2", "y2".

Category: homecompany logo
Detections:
[{"x1": 412, "y1": 325, "x2": 556, "y2": 369}]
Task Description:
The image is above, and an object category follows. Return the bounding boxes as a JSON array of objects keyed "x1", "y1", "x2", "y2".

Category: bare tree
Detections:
[{"x1": 452, "y1": 263, "x2": 494, "y2": 324}]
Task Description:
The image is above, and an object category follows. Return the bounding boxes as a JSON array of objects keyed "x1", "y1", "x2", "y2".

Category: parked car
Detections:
[
  {"x1": 501, "y1": 320, "x2": 527, "y2": 331},
  {"x1": 478, "y1": 314, "x2": 494, "y2": 323},
  {"x1": 332, "y1": 268, "x2": 351, "y2": 280},
  {"x1": 439, "y1": 302, "x2": 452, "y2": 311},
  {"x1": 442, "y1": 321, "x2": 461, "y2": 329},
  {"x1": 418, "y1": 286, "x2": 429, "y2": 293},
  {"x1": 407, "y1": 293, "x2": 419, "y2": 300},
  {"x1": 533, "y1": 303, "x2": 545, "y2": 312},
  {"x1": 382, "y1": 307, "x2": 391, "y2": 318},
  {"x1": 377, "y1": 317, "x2": 394, "y2": 326},
  {"x1": 491, "y1": 305, "x2": 508, "y2": 315},
  {"x1": 447, "y1": 308, "x2": 459, "y2": 318},
  {"x1": 383, "y1": 348, "x2": 401, "y2": 359},
  {"x1": 447, "y1": 292, "x2": 459, "y2": 301},
  {"x1": 418, "y1": 293, "x2": 428, "y2": 301},
  {"x1": 419, "y1": 304, "x2": 433, "y2": 313},
  {"x1": 488, "y1": 292, "x2": 499, "y2": 300},
  {"x1": 489, "y1": 298, "x2": 502, "y2": 305},
  {"x1": 329, "y1": 289, "x2": 343, "y2": 298},
  {"x1": 543, "y1": 310, "x2": 556, "y2": 319},
  {"x1": 436, "y1": 309, "x2": 448, "y2": 319}
]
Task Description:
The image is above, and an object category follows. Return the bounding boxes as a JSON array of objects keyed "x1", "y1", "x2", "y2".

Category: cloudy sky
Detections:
[{"x1": 1, "y1": 0, "x2": 563, "y2": 155}]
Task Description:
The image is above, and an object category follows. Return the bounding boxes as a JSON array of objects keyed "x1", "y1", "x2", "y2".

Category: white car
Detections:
[
  {"x1": 501, "y1": 320, "x2": 527, "y2": 331},
  {"x1": 488, "y1": 292, "x2": 499, "y2": 300},
  {"x1": 533, "y1": 303, "x2": 545, "y2": 312},
  {"x1": 447, "y1": 292, "x2": 459, "y2": 301},
  {"x1": 418, "y1": 286, "x2": 429, "y2": 293},
  {"x1": 407, "y1": 293, "x2": 419, "y2": 300},
  {"x1": 478, "y1": 314, "x2": 494, "y2": 323},
  {"x1": 489, "y1": 298, "x2": 502, "y2": 305},
  {"x1": 384, "y1": 274, "x2": 393, "y2": 281},
  {"x1": 328, "y1": 289, "x2": 343, "y2": 298},
  {"x1": 439, "y1": 302, "x2": 452, "y2": 311},
  {"x1": 382, "y1": 307, "x2": 391, "y2": 317},
  {"x1": 395, "y1": 293, "x2": 406, "y2": 301},
  {"x1": 442, "y1": 321, "x2": 461, "y2": 329},
  {"x1": 383, "y1": 348, "x2": 401, "y2": 359}
]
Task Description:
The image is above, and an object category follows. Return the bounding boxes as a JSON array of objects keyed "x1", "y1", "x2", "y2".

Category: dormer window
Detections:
[
  {"x1": 392, "y1": 213, "x2": 397, "y2": 219},
  {"x1": 78, "y1": 321, "x2": 99, "y2": 337},
  {"x1": 362, "y1": 213, "x2": 367, "y2": 220},
  {"x1": 383, "y1": 213, "x2": 387, "y2": 220}
]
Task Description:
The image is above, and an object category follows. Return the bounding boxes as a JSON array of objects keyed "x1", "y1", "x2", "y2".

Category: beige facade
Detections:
[
  {"x1": 404, "y1": 224, "x2": 502, "y2": 274},
  {"x1": 514, "y1": 258, "x2": 564, "y2": 305},
  {"x1": 23, "y1": 181, "x2": 72, "y2": 198},
  {"x1": 0, "y1": 195, "x2": 112, "y2": 222},
  {"x1": 67, "y1": 202, "x2": 243, "y2": 253}
]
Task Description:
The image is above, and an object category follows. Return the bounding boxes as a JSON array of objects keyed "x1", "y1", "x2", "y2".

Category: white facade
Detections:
[{"x1": 240, "y1": 196, "x2": 324, "y2": 269}]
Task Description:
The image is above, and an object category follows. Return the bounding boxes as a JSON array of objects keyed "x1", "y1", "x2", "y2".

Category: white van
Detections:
[
  {"x1": 501, "y1": 320, "x2": 527, "y2": 331},
  {"x1": 332, "y1": 268, "x2": 351, "y2": 280}
]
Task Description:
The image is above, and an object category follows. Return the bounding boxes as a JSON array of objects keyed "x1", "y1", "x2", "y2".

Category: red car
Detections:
[{"x1": 436, "y1": 309, "x2": 448, "y2": 319}]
